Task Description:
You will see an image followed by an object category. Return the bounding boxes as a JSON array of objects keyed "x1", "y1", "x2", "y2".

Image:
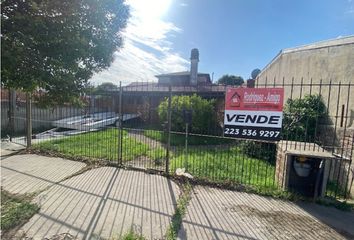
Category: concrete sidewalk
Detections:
[
  {"x1": 178, "y1": 186, "x2": 354, "y2": 240},
  {"x1": 2, "y1": 153, "x2": 353, "y2": 240},
  {"x1": 0, "y1": 141, "x2": 25, "y2": 157},
  {"x1": 17, "y1": 167, "x2": 180, "y2": 239},
  {"x1": 1, "y1": 154, "x2": 86, "y2": 194}
]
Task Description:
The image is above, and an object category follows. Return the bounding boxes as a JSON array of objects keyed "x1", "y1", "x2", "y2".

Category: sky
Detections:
[{"x1": 90, "y1": 0, "x2": 354, "y2": 86}]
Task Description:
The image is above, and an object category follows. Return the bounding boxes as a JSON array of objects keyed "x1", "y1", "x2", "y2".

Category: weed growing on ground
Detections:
[
  {"x1": 166, "y1": 182, "x2": 192, "y2": 240},
  {"x1": 325, "y1": 181, "x2": 348, "y2": 199},
  {"x1": 1, "y1": 189, "x2": 39, "y2": 233},
  {"x1": 316, "y1": 198, "x2": 354, "y2": 212},
  {"x1": 145, "y1": 147, "x2": 166, "y2": 166},
  {"x1": 119, "y1": 229, "x2": 145, "y2": 240},
  {"x1": 109, "y1": 228, "x2": 145, "y2": 240}
]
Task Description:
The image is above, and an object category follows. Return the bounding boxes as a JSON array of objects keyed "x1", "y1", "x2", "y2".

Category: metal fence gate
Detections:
[{"x1": 2, "y1": 79, "x2": 353, "y2": 200}]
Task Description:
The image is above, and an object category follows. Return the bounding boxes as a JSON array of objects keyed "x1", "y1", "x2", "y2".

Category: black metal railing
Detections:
[{"x1": 2, "y1": 79, "x2": 353, "y2": 200}]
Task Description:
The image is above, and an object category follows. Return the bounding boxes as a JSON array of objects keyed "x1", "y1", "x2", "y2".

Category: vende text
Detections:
[{"x1": 224, "y1": 110, "x2": 282, "y2": 128}]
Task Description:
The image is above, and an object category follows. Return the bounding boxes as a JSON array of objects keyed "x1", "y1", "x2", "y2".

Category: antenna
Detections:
[{"x1": 251, "y1": 69, "x2": 261, "y2": 79}]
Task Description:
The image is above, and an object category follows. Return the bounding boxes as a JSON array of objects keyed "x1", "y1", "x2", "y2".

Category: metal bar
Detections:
[
  {"x1": 340, "y1": 104, "x2": 345, "y2": 128},
  {"x1": 332, "y1": 82, "x2": 341, "y2": 198},
  {"x1": 26, "y1": 92, "x2": 32, "y2": 148},
  {"x1": 165, "y1": 84, "x2": 172, "y2": 174},
  {"x1": 313, "y1": 79, "x2": 323, "y2": 151},
  {"x1": 184, "y1": 123, "x2": 189, "y2": 170},
  {"x1": 8, "y1": 89, "x2": 16, "y2": 141},
  {"x1": 295, "y1": 77, "x2": 304, "y2": 150},
  {"x1": 285, "y1": 77, "x2": 295, "y2": 151},
  {"x1": 343, "y1": 83, "x2": 352, "y2": 199},
  {"x1": 118, "y1": 81, "x2": 123, "y2": 165},
  {"x1": 304, "y1": 78, "x2": 312, "y2": 145}
]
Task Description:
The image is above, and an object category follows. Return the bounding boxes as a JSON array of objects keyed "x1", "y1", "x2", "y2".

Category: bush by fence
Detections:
[
  {"x1": 158, "y1": 94, "x2": 217, "y2": 133},
  {"x1": 282, "y1": 94, "x2": 327, "y2": 141}
]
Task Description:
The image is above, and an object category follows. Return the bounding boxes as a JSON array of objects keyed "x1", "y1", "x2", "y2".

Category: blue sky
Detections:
[{"x1": 90, "y1": 0, "x2": 354, "y2": 85}]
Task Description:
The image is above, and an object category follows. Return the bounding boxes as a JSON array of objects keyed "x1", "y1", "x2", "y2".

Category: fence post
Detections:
[
  {"x1": 26, "y1": 92, "x2": 32, "y2": 148},
  {"x1": 166, "y1": 84, "x2": 172, "y2": 174},
  {"x1": 118, "y1": 81, "x2": 123, "y2": 165},
  {"x1": 8, "y1": 89, "x2": 16, "y2": 141},
  {"x1": 343, "y1": 83, "x2": 352, "y2": 199},
  {"x1": 184, "y1": 122, "x2": 188, "y2": 170}
]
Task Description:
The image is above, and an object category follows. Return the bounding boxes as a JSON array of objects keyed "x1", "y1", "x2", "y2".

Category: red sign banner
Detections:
[
  {"x1": 225, "y1": 88, "x2": 284, "y2": 111},
  {"x1": 224, "y1": 88, "x2": 284, "y2": 141}
]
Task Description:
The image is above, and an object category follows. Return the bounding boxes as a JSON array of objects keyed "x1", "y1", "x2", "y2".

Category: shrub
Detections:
[
  {"x1": 158, "y1": 94, "x2": 217, "y2": 134},
  {"x1": 282, "y1": 94, "x2": 327, "y2": 141},
  {"x1": 239, "y1": 140, "x2": 276, "y2": 164}
]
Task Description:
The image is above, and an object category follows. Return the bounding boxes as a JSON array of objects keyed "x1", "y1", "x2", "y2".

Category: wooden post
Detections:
[{"x1": 26, "y1": 92, "x2": 32, "y2": 148}]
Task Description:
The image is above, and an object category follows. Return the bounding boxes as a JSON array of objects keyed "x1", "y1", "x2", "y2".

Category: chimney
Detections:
[{"x1": 190, "y1": 48, "x2": 199, "y2": 85}]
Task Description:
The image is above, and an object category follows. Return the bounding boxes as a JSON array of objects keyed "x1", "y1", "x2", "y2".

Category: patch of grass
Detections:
[
  {"x1": 166, "y1": 183, "x2": 192, "y2": 240},
  {"x1": 316, "y1": 196, "x2": 354, "y2": 212},
  {"x1": 34, "y1": 129, "x2": 276, "y2": 191},
  {"x1": 170, "y1": 146, "x2": 276, "y2": 189},
  {"x1": 144, "y1": 130, "x2": 234, "y2": 146},
  {"x1": 109, "y1": 229, "x2": 146, "y2": 240},
  {"x1": 33, "y1": 128, "x2": 150, "y2": 162},
  {"x1": 1, "y1": 190, "x2": 39, "y2": 233},
  {"x1": 326, "y1": 181, "x2": 347, "y2": 199},
  {"x1": 249, "y1": 185, "x2": 299, "y2": 200},
  {"x1": 145, "y1": 147, "x2": 167, "y2": 166},
  {"x1": 119, "y1": 229, "x2": 145, "y2": 240}
]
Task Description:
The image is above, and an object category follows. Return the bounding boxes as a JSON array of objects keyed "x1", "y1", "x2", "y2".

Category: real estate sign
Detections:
[{"x1": 224, "y1": 88, "x2": 284, "y2": 141}]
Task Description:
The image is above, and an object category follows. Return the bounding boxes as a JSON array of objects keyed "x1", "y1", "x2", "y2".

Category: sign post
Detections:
[{"x1": 224, "y1": 88, "x2": 284, "y2": 141}]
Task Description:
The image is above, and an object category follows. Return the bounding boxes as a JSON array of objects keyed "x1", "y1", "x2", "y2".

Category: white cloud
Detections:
[
  {"x1": 90, "y1": 0, "x2": 189, "y2": 86},
  {"x1": 346, "y1": 8, "x2": 354, "y2": 14},
  {"x1": 345, "y1": 0, "x2": 354, "y2": 15}
]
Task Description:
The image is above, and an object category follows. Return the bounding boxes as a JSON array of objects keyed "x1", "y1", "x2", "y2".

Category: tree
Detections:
[
  {"x1": 217, "y1": 75, "x2": 244, "y2": 86},
  {"x1": 94, "y1": 82, "x2": 119, "y2": 93},
  {"x1": 1, "y1": 0, "x2": 129, "y2": 106},
  {"x1": 158, "y1": 94, "x2": 217, "y2": 133}
]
